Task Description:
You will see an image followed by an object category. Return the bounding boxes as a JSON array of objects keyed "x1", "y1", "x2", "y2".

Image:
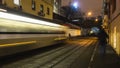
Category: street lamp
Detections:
[
  {"x1": 72, "y1": 2, "x2": 78, "y2": 9},
  {"x1": 67, "y1": 2, "x2": 79, "y2": 19},
  {"x1": 95, "y1": 18, "x2": 98, "y2": 22},
  {"x1": 87, "y1": 12, "x2": 92, "y2": 16}
]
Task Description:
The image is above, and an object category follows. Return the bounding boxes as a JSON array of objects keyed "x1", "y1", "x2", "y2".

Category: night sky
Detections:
[{"x1": 61, "y1": 0, "x2": 103, "y2": 17}]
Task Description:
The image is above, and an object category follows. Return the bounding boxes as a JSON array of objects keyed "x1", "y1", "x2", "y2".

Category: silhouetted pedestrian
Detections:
[
  {"x1": 97, "y1": 26, "x2": 109, "y2": 57},
  {"x1": 68, "y1": 33, "x2": 71, "y2": 37}
]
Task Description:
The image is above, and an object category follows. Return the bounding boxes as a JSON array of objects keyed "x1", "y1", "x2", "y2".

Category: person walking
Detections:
[{"x1": 97, "y1": 26, "x2": 109, "y2": 57}]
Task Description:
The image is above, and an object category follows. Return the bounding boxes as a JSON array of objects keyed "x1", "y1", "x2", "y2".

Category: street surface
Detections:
[{"x1": 1, "y1": 37, "x2": 119, "y2": 68}]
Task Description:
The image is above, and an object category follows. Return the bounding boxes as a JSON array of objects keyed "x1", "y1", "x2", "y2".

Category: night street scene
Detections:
[{"x1": 0, "y1": 0, "x2": 120, "y2": 68}]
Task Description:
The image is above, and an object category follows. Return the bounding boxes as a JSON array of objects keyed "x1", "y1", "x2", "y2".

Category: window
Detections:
[
  {"x1": 32, "y1": 0, "x2": 36, "y2": 10},
  {"x1": 14, "y1": 0, "x2": 20, "y2": 6},
  {"x1": 104, "y1": 2, "x2": 108, "y2": 15},
  {"x1": 111, "y1": 0, "x2": 116, "y2": 13},
  {"x1": 47, "y1": 7, "x2": 50, "y2": 15},
  {"x1": 40, "y1": 4, "x2": 44, "y2": 13},
  {"x1": 14, "y1": 0, "x2": 22, "y2": 10},
  {"x1": 38, "y1": 4, "x2": 45, "y2": 16}
]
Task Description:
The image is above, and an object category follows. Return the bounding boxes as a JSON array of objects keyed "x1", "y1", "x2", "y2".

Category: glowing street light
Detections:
[
  {"x1": 95, "y1": 18, "x2": 98, "y2": 22},
  {"x1": 72, "y1": 2, "x2": 78, "y2": 8},
  {"x1": 87, "y1": 12, "x2": 92, "y2": 16}
]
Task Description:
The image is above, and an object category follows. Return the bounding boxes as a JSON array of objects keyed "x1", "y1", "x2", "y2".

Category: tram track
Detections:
[
  {"x1": 44, "y1": 40, "x2": 93, "y2": 68},
  {"x1": 1, "y1": 39, "x2": 97, "y2": 68},
  {"x1": 53, "y1": 40, "x2": 96, "y2": 68}
]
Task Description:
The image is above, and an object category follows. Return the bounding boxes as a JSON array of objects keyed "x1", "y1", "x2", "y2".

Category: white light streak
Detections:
[{"x1": 0, "y1": 12, "x2": 64, "y2": 27}]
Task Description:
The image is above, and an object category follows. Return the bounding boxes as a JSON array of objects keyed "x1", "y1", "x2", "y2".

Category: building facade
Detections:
[
  {"x1": 2, "y1": 0, "x2": 54, "y2": 19},
  {"x1": 0, "y1": 0, "x2": 2, "y2": 4},
  {"x1": 54, "y1": 0, "x2": 61, "y2": 15},
  {"x1": 103, "y1": 0, "x2": 120, "y2": 55}
]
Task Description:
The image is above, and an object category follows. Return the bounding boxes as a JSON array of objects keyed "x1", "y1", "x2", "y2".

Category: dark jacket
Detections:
[{"x1": 97, "y1": 29, "x2": 109, "y2": 45}]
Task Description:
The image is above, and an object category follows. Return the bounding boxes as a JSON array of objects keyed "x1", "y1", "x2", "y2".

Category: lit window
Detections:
[
  {"x1": 32, "y1": 0, "x2": 36, "y2": 10},
  {"x1": 40, "y1": 4, "x2": 44, "y2": 13},
  {"x1": 14, "y1": 0, "x2": 20, "y2": 6}
]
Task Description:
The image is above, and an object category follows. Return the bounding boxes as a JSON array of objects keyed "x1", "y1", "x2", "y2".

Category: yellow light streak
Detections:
[{"x1": 0, "y1": 41, "x2": 37, "y2": 47}]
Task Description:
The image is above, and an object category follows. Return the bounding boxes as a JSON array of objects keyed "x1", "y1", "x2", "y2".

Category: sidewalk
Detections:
[{"x1": 91, "y1": 44, "x2": 120, "y2": 68}]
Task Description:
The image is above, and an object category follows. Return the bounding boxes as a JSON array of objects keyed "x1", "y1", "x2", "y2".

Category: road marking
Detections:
[
  {"x1": 0, "y1": 41, "x2": 37, "y2": 47},
  {"x1": 88, "y1": 41, "x2": 98, "y2": 68}
]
